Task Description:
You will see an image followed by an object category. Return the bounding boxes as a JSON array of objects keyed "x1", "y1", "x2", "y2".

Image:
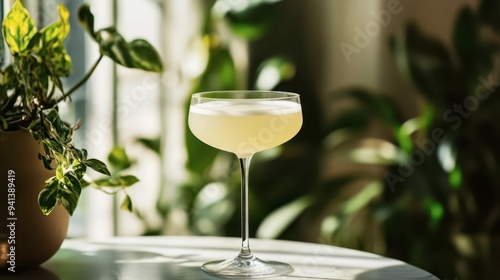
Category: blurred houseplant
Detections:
[
  {"x1": 263, "y1": 0, "x2": 500, "y2": 279},
  {"x1": 0, "y1": 0, "x2": 162, "y2": 216}
]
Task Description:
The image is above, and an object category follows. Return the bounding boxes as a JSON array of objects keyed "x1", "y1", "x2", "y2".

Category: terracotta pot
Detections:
[{"x1": 0, "y1": 131, "x2": 70, "y2": 271}]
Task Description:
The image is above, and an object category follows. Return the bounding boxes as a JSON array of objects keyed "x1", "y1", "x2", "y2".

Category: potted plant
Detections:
[{"x1": 0, "y1": 0, "x2": 162, "y2": 270}]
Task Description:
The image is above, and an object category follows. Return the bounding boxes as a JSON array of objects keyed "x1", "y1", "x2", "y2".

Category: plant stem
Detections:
[
  {"x1": 0, "y1": 90, "x2": 20, "y2": 115},
  {"x1": 55, "y1": 55, "x2": 104, "y2": 104}
]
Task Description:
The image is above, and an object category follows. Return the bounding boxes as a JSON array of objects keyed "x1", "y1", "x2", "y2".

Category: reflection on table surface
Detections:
[{"x1": 3, "y1": 236, "x2": 439, "y2": 280}]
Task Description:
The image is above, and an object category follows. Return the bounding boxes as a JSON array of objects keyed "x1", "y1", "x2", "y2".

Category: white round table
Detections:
[{"x1": 10, "y1": 236, "x2": 439, "y2": 279}]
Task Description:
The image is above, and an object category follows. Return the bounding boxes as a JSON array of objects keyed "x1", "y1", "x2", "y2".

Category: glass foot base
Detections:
[{"x1": 201, "y1": 256, "x2": 293, "y2": 278}]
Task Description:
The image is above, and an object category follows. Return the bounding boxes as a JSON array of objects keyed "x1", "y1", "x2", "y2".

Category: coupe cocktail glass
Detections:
[{"x1": 188, "y1": 91, "x2": 302, "y2": 278}]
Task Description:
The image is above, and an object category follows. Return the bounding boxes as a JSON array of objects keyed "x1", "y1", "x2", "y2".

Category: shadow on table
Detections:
[
  {"x1": 354, "y1": 264, "x2": 440, "y2": 280},
  {"x1": 0, "y1": 267, "x2": 59, "y2": 280},
  {"x1": 42, "y1": 248, "x2": 214, "y2": 280},
  {"x1": 287, "y1": 263, "x2": 439, "y2": 280},
  {"x1": 286, "y1": 265, "x2": 439, "y2": 280}
]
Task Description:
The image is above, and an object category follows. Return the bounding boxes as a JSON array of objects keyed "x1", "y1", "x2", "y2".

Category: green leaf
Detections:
[
  {"x1": 396, "y1": 120, "x2": 415, "y2": 154},
  {"x1": 45, "y1": 109, "x2": 72, "y2": 144},
  {"x1": 0, "y1": 116, "x2": 7, "y2": 131},
  {"x1": 93, "y1": 175, "x2": 139, "y2": 187},
  {"x1": 392, "y1": 23, "x2": 453, "y2": 106},
  {"x1": 254, "y1": 56, "x2": 296, "y2": 90},
  {"x1": 222, "y1": 0, "x2": 281, "y2": 40},
  {"x1": 44, "y1": 39, "x2": 73, "y2": 77},
  {"x1": 341, "y1": 182, "x2": 382, "y2": 215},
  {"x1": 342, "y1": 144, "x2": 402, "y2": 165},
  {"x1": 94, "y1": 28, "x2": 163, "y2": 72},
  {"x1": 120, "y1": 195, "x2": 133, "y2": 211},
  {"x1": 396, "y1": 104, "x2": 433, "y2": 154},
  {"x1": 59, "y1": 191, "x2": 79, "y2": 216},
  {"x1": 56, "y1": 165, "x2": 64, "y2": 180},
  {"x1": 26, "y1": 32, "x2": 41, "y2": 52},
  {"x1": 118, "y1": 175, "x2": 140, "y2": 186},
  {"x1": 40, "y1": 4, "x2": 70, "y2": 44},
  {"x1": 425, "y1": 198, "x2": 444, "y2": 224},
  {"x1": 92, "y1": 178, "x2": 115, "y2": 187},
  {"x1": 108, "y1": 146, "x2": 132, "y2": 171},
  {"x1": 453, "y1": 7, "x2": 478, "y2": 60},
  {"x1": 58, "y1": 172, "x2": 82, "y2": 215},
  {"x1": 453, "y1": 7, "x2": 494, "y2": 89},
  {"x1": 80, "y1": 179, "x2": 91, "y2": 188},
  {"x1": 71, "y1": 148, "x2": 88, "y2": 162},
  {"x1": 38, "y1": 177, "x2": 59, "y2": 216},
  {"x1": 448, "y1": 166, "x2": 462, "y2": 189},
  {"x1": 335, "y1": 88, "x2": 404, "y2": 128},
  {"x1": 40, "y1": 4, "x2": 72, "y2": 76},
  {"x1": 77, "y1": 4, "x2": 95, "y2": 38},
  {"x1": 95, "y1": 27, "x2": 131, "y2": 64},
  {"x1": 63, "y1": 172, "x2": 82, "y2": 196},
  {"x1": 85, "y1": 158, "x2": 111, "y2": 176},
  {"x1": 256, "y1": 195, "x2": 314, "y2": 239},
  {"x1": 42, "y1": 138, "x2": 64, "y2": 155},
  {"x1": 129, "y1": 39, "x2": 163, "y2": 72},
  {"x1": 2, "y1": 0, "x2": 37, "y2": 56},
  {"x1": 1, "y1": 65, "x2": 15, "y2": 90},
  {"x1": 73, "y1": 160, "x2": 87, "y2": 180},
  {"x1": 38, "y1": 153, "x2": 54, "y2": 170},
  {"x1": 321, "y1": 215, "x2": 341, "y2": 238},
  {"x1": 137, "y1": 137, "x2": 161, "y2": 155}
]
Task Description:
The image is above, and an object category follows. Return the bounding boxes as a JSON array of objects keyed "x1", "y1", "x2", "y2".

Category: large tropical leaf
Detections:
[
  {"x1": 391, "y1": 23, "x2": 454, "y2": 107},
  {"x1": 335, "y1": 88, "x2": 405, "y2": 128},
  {"x1": 453, "y1": 6, "x2": 493, "y2": 90}
]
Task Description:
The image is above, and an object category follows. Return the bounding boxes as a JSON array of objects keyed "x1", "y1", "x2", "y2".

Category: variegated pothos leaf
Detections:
[
  {"x1": 40, "y1": 4, "x2": 72, "y2": 76},
  {"x1": 2, "y1": 0, "x2": 37, "y2": 56}
]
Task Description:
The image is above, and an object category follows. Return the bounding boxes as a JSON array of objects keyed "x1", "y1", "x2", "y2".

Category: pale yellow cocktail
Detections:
[{"x1": 189, "y1": 100, "x2": 302, "y2": 158}]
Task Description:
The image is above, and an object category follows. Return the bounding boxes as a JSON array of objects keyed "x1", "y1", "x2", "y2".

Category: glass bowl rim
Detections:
[{"x1": 191, "y1": 90, "x2": 300, "y2": 101}]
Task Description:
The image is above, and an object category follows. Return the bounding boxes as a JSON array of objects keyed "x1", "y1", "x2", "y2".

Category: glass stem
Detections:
[{"x1": 238, "y1": 156, "x2": 254, "y2": 259}]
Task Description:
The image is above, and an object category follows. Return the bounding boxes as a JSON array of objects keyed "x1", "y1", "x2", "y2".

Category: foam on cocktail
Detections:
[{"x1": 190, "y1": 101, "x2": 301, "y2": 116}]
